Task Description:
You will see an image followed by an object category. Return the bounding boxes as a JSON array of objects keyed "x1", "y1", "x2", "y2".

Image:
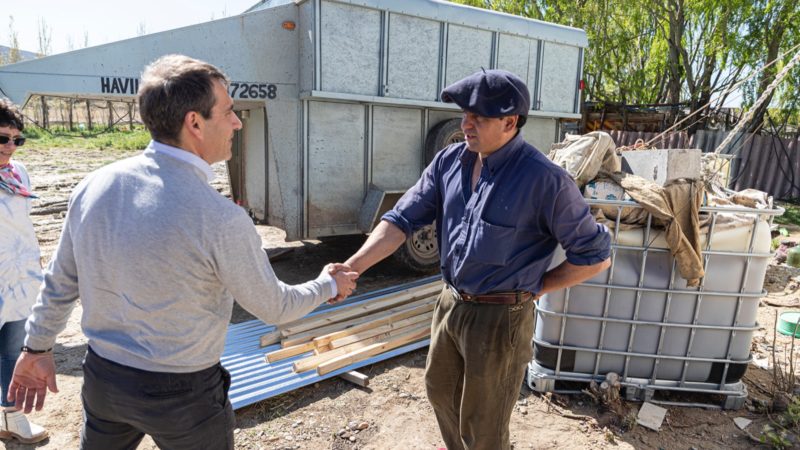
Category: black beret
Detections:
[{"x1": 441, "y1": 69, "x2": 530, "y2": 120}]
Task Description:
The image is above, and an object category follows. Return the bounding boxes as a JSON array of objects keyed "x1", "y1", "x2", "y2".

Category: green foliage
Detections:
[
  {"x1": 789, "y1": 397, "x2": 800, "y2": 428},
  {"x1": 760, "y1": 396, "x2": 800, "y2": 449},
  {"x1": 740, "y1": 1, "x2": 800, "y2": 109},
  {"x1": 772, "y1": 227, "x2": 789, "y2": 251},
  {"x1": 761, "y1": 424, "x2": 793, "y2": 449},
  {"x1": 23, "y1": 126, "x2": 151, "y2": 151},
  {"x1": 448, "y1": 0, "x2": 800, "y2": 129}
]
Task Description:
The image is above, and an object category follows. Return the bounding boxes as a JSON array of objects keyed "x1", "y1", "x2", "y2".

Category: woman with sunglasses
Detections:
[{"x1": 0, "y1": 98, "x2": 48, "y2": 444}]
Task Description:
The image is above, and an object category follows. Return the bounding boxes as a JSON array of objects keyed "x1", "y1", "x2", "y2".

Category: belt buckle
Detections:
[
  {"x1": 508, "y1": 291, "x2": 528, "y2": 305},
  {"x1": 518, "y1": 291, "x2": 534, "y2": 304},
  {"x1": 449, "y1": 285, "x2": 474, "y2": 303}
]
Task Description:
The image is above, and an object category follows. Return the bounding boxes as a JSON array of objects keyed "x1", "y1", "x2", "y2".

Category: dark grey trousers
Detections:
[
  {"x1": 80, "y1": 347, "x2": 235, "y2": 450},
  {"x1": 425, "y1": 286, "x2": 535, "y2": 450}
]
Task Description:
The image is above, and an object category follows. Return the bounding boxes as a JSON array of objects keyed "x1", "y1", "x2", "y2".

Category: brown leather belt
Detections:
[{"x1": 448, "y1": 285, "x2": 535, "y2": 305}]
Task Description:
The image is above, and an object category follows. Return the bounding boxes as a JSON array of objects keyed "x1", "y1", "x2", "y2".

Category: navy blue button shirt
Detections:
[{"x1": 382, "y1": 132, "x2": 611, "y2": 296}]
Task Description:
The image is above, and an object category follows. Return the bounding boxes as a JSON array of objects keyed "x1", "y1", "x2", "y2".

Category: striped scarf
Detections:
[{"x1": 0, "y1": 163, "x2": 38, "y2": 198}]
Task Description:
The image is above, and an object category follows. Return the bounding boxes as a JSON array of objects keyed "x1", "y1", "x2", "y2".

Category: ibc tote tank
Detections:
[{"x1": 528, "y1": 199, "x2": 782, "y2": 409}]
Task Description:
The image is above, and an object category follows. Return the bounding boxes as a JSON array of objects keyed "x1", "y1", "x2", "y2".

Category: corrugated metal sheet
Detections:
[
  {"x1": 609, "y1": 129, "x2": 800, "y2": 200},
  {"x1": 221, "y1": 276, "x2": 441, "y2": 410}
]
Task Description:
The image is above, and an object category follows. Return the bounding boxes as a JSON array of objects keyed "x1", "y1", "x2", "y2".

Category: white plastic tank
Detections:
[{"x1": 529, "y1": 200, "x2": 780, "y2": 407}]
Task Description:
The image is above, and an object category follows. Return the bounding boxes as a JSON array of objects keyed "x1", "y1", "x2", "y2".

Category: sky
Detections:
[{"x1": 1, "y1": 0, "x2": 261, "y2": 55}]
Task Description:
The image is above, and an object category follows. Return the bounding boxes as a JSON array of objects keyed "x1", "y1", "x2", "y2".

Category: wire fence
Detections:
[{"x1": 21, "y1": 95, "x2": 142, "y2": 131}]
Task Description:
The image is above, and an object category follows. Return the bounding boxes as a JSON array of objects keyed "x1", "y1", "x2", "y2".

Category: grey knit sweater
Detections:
[{"x1": 25, "y1": 144, "x2": 334, "y2": 372}]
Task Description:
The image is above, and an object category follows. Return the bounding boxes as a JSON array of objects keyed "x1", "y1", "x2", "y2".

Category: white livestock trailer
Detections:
[{"x1": 0, "y1": 0, "x2": 587, "y2": 270}]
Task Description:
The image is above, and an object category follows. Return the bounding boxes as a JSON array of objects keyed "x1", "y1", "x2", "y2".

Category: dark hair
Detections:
[
  {"x1": 138, "y1": 54, "x2": 228, "y2": 143},
  {"x1": 0, "y1": 97, "x2": 25, "y2": 131}
]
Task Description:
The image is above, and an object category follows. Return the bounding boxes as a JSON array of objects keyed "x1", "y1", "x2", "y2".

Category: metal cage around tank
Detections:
[{"x1": 527, "y1": 199, "x2": 783, "y2": 409}]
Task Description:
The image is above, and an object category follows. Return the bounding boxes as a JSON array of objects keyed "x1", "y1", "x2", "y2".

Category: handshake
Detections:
[{"x1": 325, "y1": 262, "x2": 360, "y2": 304}]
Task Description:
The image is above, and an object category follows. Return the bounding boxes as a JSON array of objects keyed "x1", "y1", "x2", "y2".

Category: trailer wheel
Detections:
[
  {"x1": 391, "y1": 119, "x2": 462, "y2": 273},
  {"x1": 425, "y1": 118, "x2": 464, "y2": 164},
  {"x1": 393, "y1": 224, "x2": 440, "y2": 273}
]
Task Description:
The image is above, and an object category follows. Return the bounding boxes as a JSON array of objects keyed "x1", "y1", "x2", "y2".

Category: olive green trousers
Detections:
[{"x1": 425, "y1": 287, "x2": 535, "y2": 450}]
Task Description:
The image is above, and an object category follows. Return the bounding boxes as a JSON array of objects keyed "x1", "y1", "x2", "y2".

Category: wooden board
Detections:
[
  {"x1": 292, "y1": 321, "x2": 429, "y2": 373},
  {"x1": 279, "y1": 282, "x2": 441, "y2": 337},
  {"x1": 280, "y1": 296, "x2": 434, "y2": 348},
  {"x1": 328, "y1": 311, "x2": 433, "y2": 349},
  {"x1": 313, "y1": 302, "x2": 434, "y2": 348},
  {"x1": 316, "y1": 325, "x2": 430, "y2": 375},
  {"x1": 265, "y1": 341, "x2": 316, "y2": 363}
]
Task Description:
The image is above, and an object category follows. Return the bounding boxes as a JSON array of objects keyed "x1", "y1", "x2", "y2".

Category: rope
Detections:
[
  {"x1": 643, "y1": 41, "x2": 800, "y2": 148},
  {"x1": 713, "y1": 46, "x2": 800, "y2": 153}
]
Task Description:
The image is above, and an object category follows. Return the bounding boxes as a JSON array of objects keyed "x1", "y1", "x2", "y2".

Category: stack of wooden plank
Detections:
[{"x1": 263, "y1": 281, "x2": 442, "y2": 375}]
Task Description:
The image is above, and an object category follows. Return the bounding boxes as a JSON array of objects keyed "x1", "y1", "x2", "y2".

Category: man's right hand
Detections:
[
  {"x1": 325, "y1": 263, "x2": 359, "y2": 303},
  {"x1": 8, "y1": 351, "x2": 59, "y2": 413}
]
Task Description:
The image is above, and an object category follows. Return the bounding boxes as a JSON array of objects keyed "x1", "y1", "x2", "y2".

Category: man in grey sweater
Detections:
[{"x1": 7, "y1": 54, "x2": 358, "y2": 450}]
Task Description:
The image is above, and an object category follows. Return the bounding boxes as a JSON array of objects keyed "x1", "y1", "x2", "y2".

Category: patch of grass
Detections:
[
  {"x1": 776, "y1": 201, "x2": 800, "y2": 227},
  {"x1": 23, "y1": 125, "x2": 151, "y2": 151}
]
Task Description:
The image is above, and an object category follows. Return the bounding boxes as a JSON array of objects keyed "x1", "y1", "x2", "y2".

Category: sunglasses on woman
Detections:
[{"x1": 0, "y1": 135, "x2": 26, "y2": 146}]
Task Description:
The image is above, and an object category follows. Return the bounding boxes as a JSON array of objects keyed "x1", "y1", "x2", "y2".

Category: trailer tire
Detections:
[
  {"x1": 425, "y1": 118, "x2": 464, "y2": 164},
  {"x1": 392, "y1": 119, "x2": 462, "y2": 273},
  {"x1": 393, "y1": 224, "x2": 440, "y2": 274}
]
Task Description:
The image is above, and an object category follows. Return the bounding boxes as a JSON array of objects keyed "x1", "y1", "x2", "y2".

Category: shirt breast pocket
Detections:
[{"x1": 470, "y1": 219, "x2": 518, "y2": 266}]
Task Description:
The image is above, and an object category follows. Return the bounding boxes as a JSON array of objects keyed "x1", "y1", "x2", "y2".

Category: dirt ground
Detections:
[{"x1": 5, "y1": 145, "x2": 800, "y2": 450}]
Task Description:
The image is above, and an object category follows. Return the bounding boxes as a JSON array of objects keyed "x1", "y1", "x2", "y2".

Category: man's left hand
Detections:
[{"x1": 8, "y1": 351, "x2": 59, "y2": 413}]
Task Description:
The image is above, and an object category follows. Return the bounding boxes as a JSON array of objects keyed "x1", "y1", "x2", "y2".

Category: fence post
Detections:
[
  {"x1": 86, "y1": 100, "x2": 93, "y2": 130},
  {"x1": 107, "y1": 101, "x2": 114, "y2": 128},
  {"x1": 40, "y1": 96, "x2": 49, "y2": 129},
  {"x1": 68, "y1": 99, "x2": 74, "y2": 130}
]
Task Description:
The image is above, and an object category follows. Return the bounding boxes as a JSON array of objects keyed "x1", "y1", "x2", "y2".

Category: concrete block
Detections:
[{"x1": 621, "y1": 148, "x2": 702, "y2": 185}]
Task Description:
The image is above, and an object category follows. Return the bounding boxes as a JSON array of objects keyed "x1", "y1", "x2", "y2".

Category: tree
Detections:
[
  {"x1": 37, "y1": 17, "x2": 52, "y2": 57},
  {"x1": 450, "y1": 0, "x2": 800, "y2": 133},
  {"x1": 575, "y1": 1, "x2": 666, "y2": 104},
  {"x1": 740, "y1": 0, "x2": 800, "y2": 133},
  {"x1": 452, "y1": 0, "x2": 668, "y2": 104},
  {"x1": 653, "y1": 0, "x2": 749, "y2": 130},
  {"x1": 6, "y1": 15, "x2": 22, "y2": 64}
]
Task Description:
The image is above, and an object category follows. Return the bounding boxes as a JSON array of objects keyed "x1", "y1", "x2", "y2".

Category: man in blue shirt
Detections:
[{"x1": 337, "y1": 69, "x2": 611, "y2": 450}]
